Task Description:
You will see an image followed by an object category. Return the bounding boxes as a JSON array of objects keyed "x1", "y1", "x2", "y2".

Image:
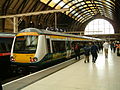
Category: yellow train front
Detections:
[
  {"x1": 10, "y1": 28, "x2": 49, "y2": 69},
  {"x1": 10, "y1": 28, "x2": 101, "y2": 72}
]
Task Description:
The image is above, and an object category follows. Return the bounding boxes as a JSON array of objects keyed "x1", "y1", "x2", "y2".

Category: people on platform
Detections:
[
  {"x1": 116, "y1": 41, "x2": 120, "y2": 56},
  {"x1": 81, "y1": 41, "x2": 120, "y2": 64},
  {"x1": 84, "y1": 44, "x2": 90, "y2": 63},
  {"x1": 103, "y1": 41, "x2": 109, "y2": 58},
  {"x1": 91, "y1": 42, "x2": 99, "y2": 63},
  {"x1": 113, "y1": 41, "x2": 117, "y2": 53},
  {"x1": 110, "y1": 41, "x2": 114, "y2": 51},
  {"x1": 74, "y1": 43, "x2": 80, "y2": 60}
]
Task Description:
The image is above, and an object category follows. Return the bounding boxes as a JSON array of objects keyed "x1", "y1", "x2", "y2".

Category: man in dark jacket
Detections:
[
  {"x1": 91, "y1": 42, "x2": 99, "y2": 63},
  {"x1": 84, "y1": 44, "x2": 90, "y2": 63}
]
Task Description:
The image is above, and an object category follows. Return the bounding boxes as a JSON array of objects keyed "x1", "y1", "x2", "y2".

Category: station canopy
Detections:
[
  {"x1": 41, "y1": 0, "x2": 116, "y2": 23},
  {"x1": 0, "y1": 0, "x2": 119, "y2": 33}
]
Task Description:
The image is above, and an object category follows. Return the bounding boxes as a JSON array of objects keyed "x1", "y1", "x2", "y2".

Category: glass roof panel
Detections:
[
  {"x1": 55, "y1": 5, "x2": 61, "y2": 9},
  {"x1": 86, "y1": 1, "x2": 91, "y2": 4},
  {"x1": 48, "y1": 1, "x2": 56, "y2": 7},
  {"x1": 88, "y1": 4, "x2": 93, "y2": 7},
  {"x1": 81, "y1": 2, "x2": 85, "y2": 5},
  {"x1": 72, "y1": 6, "x2": 77, "y2": 9},
  {"x1": 78, "y1": 0, "x2": 83, "y2": 1},
  {"x1": 64, "y1": 5, "x2": 69, "y2": 8},
  {"x1": 66, "y1": 11, "x2": 70, "y2": 15},
  {"x1": 59, "y1": 1, "x2": 66, "y2": 7},
  {"x1": 76, "y1": 4, "x2": 81, "y2": 7},
  {"x1": 40, "y1": 0, "x2": 49, "y2": 4},
  {"x1": 70, "y1": 8, "x2": 73, "y2": 11},
  {"x1": 79, "y1": 6, "x2": 83, "y2": 9},
  {"x1": 69, "y1": 14, "x2": 72, "y2": 17},
  {"x1": 52, "y1": 0, "x2": 61, "y2": 3},
  {"x1": 72, "y1": 0, "x2": 78, "y2": 3},
  {"x1": 68, "y1": 3, "x2": 72, "y2": 7},
  {"x1": 71, "y1": 10, "x2": 76, "y2": 14},
  {"x1": 74, "y1": 13, "x2": 78, "y2": 16},
  {"x1": 72, "y1": 16, "x2": 75, "y2": 19},
  {"x1": 62, "y1": 0, "x2": 68, "y2": 3},
  {"x1": 88, "y1": 10, "x2": 91, "y2": 12},
  {"x1": 40, "y1": 0, "x2": 115, "y2": 24},
  {"x1": 105, "y1": 1, "x2": 111, "y2": 5},
  {"x1": 83, "y1": 5, "x2": 88, "y2": 8},
  {"x1": 76, "y1": 14, "x2": 82, "y2": 18}
]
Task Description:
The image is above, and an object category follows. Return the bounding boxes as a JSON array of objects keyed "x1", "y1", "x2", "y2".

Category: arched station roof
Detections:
[{"x1": 0, "y1": 0, "x2": 119, "y2": 35}]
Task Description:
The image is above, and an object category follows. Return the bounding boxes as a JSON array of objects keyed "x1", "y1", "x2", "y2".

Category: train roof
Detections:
[
  {"x1": 19, "y1": 28, "x2": 102, "y2": 41},
  {"x1": 0, "y1": 32, "x2": 16, "y2": 37}
]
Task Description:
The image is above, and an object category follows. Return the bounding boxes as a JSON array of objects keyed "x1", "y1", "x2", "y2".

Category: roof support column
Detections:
[
  {"x1": 0, "y1": 6, "x2": 3, "y2": 32},
  {"x1": 13, "y1": 17, "x2": 18, "y2": 33},
  {"x1": 55, "y1": 13, "x2": 57, "y2": 29}
]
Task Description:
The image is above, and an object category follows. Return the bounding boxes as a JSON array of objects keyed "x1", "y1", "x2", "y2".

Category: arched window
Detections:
[{"x1": 84, "y1": 19, "x2": 114, "y2": 35}]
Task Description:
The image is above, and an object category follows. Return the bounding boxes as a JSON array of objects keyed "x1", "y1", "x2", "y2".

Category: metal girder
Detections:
[
  {"x1": 0, "y1": 8, "x2": 69, "y2": 33},
  {"x1": 0, "y1": 8, "x2": 69, "y2": 18}
]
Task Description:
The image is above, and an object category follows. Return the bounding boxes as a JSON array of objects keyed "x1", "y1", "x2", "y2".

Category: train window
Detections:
[
  {"x1": 6, "y1": 43, "x2": 12, "y2": 52},
  {"x1": 0, "y1": 43, "x2": 6, "y2": 53},
  {"x1": 13, "y1": 36, "x2": 38, "y2": 53},
  {"x1": 0, "y1": 38, "x2": 13, "y2": 53},
  {"x1": 52, "y1": 41, "x2": 66, "y2": 53},
  {"x1": 47, "y1": 39, "x2": 51, "y2": 53}
]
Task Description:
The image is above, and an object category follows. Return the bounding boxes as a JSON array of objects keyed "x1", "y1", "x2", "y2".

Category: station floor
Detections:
[{"x1": 21, "y1": 49, "x2": 120, "y2": 90}]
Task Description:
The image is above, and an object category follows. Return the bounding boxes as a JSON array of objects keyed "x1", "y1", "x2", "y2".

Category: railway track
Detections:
[{"x1": 3, "y1": 58, "x2": 79, "y2": 90}]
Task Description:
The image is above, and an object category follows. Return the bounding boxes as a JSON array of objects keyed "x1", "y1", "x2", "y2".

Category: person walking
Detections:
[
  {"x1": 116, "y1": 42, "x2": 120, "y2": 56},
  {"x1": 103, "y1": 41, "x2": 109, "y2": 58},
  {"x1": 113, "y1": 42, "x2": 116, "y2": 53},
  {"x1": 74, "y1": 43, "x2": 80, "y2": 60},
  {"x1": 91, "y1": 42, "x2": 99, "y2": 63},
  {"x1": 110, "y1": 41, "x2": 114, "y2": 51},
  {"x1": 84, "y1": 44, "x2": 90, "y2": 63}
]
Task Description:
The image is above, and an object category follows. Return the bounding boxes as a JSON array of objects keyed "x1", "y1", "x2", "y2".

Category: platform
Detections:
[{"x1": 16, "y1": 49, "x2": 120, "y2": 90}]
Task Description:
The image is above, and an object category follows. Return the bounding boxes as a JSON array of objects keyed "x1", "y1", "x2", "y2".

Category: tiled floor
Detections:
[{"x1": 21, "y1": 49, "x2": 120, "y2": 90}]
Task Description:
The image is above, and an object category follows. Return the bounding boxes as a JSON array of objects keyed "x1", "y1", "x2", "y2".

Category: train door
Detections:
[
  {"x1": 66, "y1": 41, "x2": 72, "y2": 58},
  {"x1": 46, "y1": 39, "x2": 51, "y2": 53}
]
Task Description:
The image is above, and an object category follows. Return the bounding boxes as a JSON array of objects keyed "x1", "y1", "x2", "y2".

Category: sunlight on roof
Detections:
[
  {"x1": 52, "y1": 0, "x2": 61, "y2": 3},
  {"x1": 59, "y1": 1, "x2": 65, "y2": 7},
  {"x1": 84, "y1": 19, "x2": 114, "y2": 35}
]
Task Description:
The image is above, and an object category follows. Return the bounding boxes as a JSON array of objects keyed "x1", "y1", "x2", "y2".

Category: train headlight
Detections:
[
  {"x1": 30, "y1": 57, "x2": 38, "y2": 62},
  {"x1": 10, "y1": 56, "x2": 15, "y2": 62}
]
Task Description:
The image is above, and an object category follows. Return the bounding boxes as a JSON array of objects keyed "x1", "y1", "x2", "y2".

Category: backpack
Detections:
[
  {"x1": 84, "y1": 47, "x2": 90, "y2": 55},
  {"x1": 75, "y1": 44, "x2": 79, "y2": 50}
]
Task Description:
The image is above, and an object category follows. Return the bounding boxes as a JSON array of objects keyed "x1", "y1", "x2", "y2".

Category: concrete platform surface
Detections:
[{"x1": 21, "y1": 49, "x2": 120, "y2": 90}]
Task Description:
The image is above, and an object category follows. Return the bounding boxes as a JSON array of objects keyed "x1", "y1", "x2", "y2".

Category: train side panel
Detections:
[{"x1": 35, "y1": 35, "x2": 48, "y2": 61}]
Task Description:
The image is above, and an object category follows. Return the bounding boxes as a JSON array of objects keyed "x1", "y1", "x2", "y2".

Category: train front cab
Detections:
[{"x1": 10, "y1": 32, "x2": 48, "y2": 66}]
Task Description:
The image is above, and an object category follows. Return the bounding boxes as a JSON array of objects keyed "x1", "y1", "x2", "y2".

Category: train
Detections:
[
  {"x1": 0, "y1": 33, "x2": 15, "y2": 79},
  {"x1": 10, "y1": 28, "x2": 101, "y2": 72},
  {"x1": 0, "y1": 33, "x2": 15, "y2": 57}
]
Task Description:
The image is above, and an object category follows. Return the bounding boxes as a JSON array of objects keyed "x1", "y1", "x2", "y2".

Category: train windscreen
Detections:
[{"x1": 13, "y1": 36, "x2": 38, "y2": 53}]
